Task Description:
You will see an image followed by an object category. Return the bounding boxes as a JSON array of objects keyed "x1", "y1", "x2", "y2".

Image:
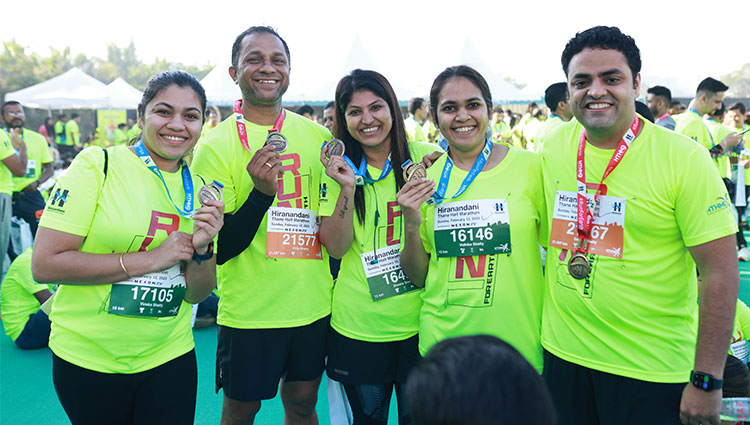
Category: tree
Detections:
[
  {"x1": 722, "y1": 63, "x2": 750, "y2": 98},
  {"x1": 1, "y1": 39, "x2": 214, "y2": 101}
]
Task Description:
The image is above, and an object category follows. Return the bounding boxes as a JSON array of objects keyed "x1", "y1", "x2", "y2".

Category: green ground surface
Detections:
[{"x1": 2, "y1": 255, "x2": 750, "y2": 424}]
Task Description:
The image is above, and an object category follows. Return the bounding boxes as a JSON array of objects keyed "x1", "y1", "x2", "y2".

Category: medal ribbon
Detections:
[
  {"x1": 657, "y1": 112, "x2": 670, "y2": 122},
  {"x1": 575, "y1": 115, "x2": 640, "y2": 252},
  {"x1": 343, "y1": 154, "x2": 392, "y2": 185},
  {"x1": 233, "y1": 99, "x2": 286, "y2": 153},
  {"x1": 430, "y1": 138, "x2": 492, "y2": 205},
  {"x1": 134, "y1": 140, "x2": 195, "y2": 219}
]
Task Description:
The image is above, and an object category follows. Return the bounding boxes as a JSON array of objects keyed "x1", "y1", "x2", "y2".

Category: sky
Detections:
[{"x1": 4, "y1": 0, "x2": 750, "y2": 99}]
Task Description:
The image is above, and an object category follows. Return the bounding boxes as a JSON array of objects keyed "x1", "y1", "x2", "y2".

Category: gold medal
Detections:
[
  {"x1": 568, "y1": 252, "x2": 591, "y2": 280},
  {"x1": 403, "y1": 161, "x2": 427, "y2": 182},
  {"x1": 198, "y1": 180, "x2": 224, "y2": 206},
  {"x1": 325, "y1": 138, "x2": 345, "y2": 159},
  {"x1": 265, "y1": 131, "x2": 288, "y2": 153}
]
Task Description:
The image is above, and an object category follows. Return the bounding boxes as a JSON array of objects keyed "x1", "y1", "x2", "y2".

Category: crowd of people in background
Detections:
[{"x1": 2, "y1": 23, "x2": 750, "y2": 425}]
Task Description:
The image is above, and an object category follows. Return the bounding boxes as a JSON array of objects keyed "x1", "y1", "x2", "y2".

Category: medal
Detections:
[
  {"x1": 403, "y1": 161, "x2": 426, "y2": 182},
  {"x1": 568, "y1": 252, "x2": 591, "y2": 279},
  {"x1": 265, "y1": 131, "x2": 288, "y2": 153},
  {"x1": 198, "y1": 180, "x2": 224, "y2": 205},
  {"x1": 325, "y1": 138, "x2": 345, "y2": 158}
]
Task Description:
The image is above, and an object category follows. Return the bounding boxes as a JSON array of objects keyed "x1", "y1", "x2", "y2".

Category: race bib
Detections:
[
  {"x1": 24, "y1": 159, "x2": 36, "y2": 178},
  {"x1": 360, "y1": 244, "x2": 419, "y2": 301},
  {"x1": 109, "y1": 264, "x2": 186, "y2": 318},
  {"x1": 549, "y1": 191, "x2": 625, "y2": 258},
  {"x1": 266, "y1": 207, "x2": 323, "y2": 259},
  {"x1": 434, "y1": 199, "x2": 511, "y2": 258},
  {"x1": 731, "y1": 339, "x2": 749, "y2": 365}
]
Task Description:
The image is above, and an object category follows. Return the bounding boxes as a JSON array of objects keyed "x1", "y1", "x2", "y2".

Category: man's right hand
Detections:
[
  {"x1": 246, "y1": 144, "x2": 283, "y2": 196},
  {"x1": 9, "y1": 128, "x2": 24, "y2": 151},
  {"x1": 723, "y1": 132, "x2": 743, "y2": 149}
]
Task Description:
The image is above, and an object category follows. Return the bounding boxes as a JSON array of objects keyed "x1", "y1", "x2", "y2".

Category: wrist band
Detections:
[{"x1": 119, "y1": 253, "x2": 132, "y2": 279}]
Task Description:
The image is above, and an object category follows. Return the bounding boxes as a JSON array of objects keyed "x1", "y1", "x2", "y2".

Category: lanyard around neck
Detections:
[
  {"x1": 134, "y1": 140, "x2": 195, "y2": 218},
  {"x1": 233, "y1": 99, "x2": 285, "y2": 153}
]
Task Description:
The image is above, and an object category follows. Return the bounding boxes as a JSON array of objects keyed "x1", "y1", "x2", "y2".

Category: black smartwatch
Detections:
[
  {"x1": 690, "y1": 371, "x2": 723, "y2": 392},
  {"x1": 193, "y1": 242, "x2": 215, "y2": 265}
]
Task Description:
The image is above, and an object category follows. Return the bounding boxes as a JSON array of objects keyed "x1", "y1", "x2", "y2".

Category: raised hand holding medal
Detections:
[{"x1": 320, "y1": 139, "x2": 356, "y2": 191}]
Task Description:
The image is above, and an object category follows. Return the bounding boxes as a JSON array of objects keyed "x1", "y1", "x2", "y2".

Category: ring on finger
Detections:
[{"x1": 264, "y1": 162, "x2": 273, "y2": 168}]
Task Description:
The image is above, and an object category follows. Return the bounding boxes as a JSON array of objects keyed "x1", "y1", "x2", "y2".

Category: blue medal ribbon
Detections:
[
  {"x1": 428, "y1": 139, "x2": 492, "y2": 205},
  {"x1": 134, "y1": 140, "x2": 195, "y2": 218},
  {"x1": 342, "y1": 154, "x2": 392, "y2": 186}
]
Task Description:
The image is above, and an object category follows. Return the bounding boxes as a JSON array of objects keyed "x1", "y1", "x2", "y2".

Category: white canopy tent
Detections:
[
  {"x1": 5, "y1": 67, "x2": 112, "y2": 109},
  {"x1": 106, "y1": 77, "x2": 142, "y2": 109},
  {"x1": 201, "y1": 64, "x2": 241, "y2": 106}
]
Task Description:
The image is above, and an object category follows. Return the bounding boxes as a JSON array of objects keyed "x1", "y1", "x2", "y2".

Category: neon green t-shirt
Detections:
[
  {"x1": 541, "y1": 116, "x2": 737, "y2": 383},
  {"x1": 54, "y1": 121, "x2": 66, "y2": 144},
  {"x1": 126, "y1": 126, "x2": 141, "y2": 141},
  {"x1": 404, "y1": 116, "x2": 426, "y2": 143},
  {"x1": 0, "y1": 130, "x2": 15, "y2": 195},
  {"x1": 319, "y1": 142, "x2": 440, "y2": 342},
  {"x1": 64, "y1": 120, "x2": 79, "y2": 146},
  {"x1": 675, "y1": 110, "x2": 727, "y2": 177},
  {"x1": 112, "y1": 128, "x2": 128, "y2": 146},
  {"x1": 416, "y1": 147, "x2": 546, "y2": 372},
  {"x1": 0, "y1": 248, "x2": 53, "y2": 341},
  {"x1": 10, "y1": 129, "x2": 53, "y2": 192},
  {"x1": 704, "y1": 118, "x2": 732, "y2": 179},
  {"x1": 492, "y1": 121, "x2": 512, "y2": 141},
  {"x1": 421, "y1": 120, "x2": 438, "y2": 143},
  {"x1": 522, "y1": 117, "x2": 544, "y2": 152},
  {"x1": 191, "y1": 110, "x2": 334, "y2": 329},
  {"x1": 39, "y1": 145, "x2": 202, "y2": 373},
  {"x1": 534, "y1": 115, "x2": 569, "y2": 154},
  {"x1": 730, "y1": 299, "x2": 750, "y2": 364}
]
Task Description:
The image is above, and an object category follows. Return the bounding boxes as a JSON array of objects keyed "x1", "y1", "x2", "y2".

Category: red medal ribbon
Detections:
[
  {"x1": 234, "y1": 99, "x2": 286, "y2": 153},
  {"x1": 575, "y1": 115, "x2": 641, "y2": 253},
  {"x1": 657, "y1": 112, "x2": 669, "y2": 122}
]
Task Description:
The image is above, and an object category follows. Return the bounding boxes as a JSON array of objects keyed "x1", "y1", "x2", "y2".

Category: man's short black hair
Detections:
[
  {"x1": 296, "y1": 104, "x2": 314, "y2": 116},
  {"x1": 696, "y1": 77, "x2": 729, "y2": 96},
  {"x1": 117, "y1": 123, "x2": 128, "y2": 130},
  {"x1": 544, "y1": 82, "x2": 568, "y2": 112},
  {"x1": 729, "y1": 102, "x2": 746, "y2": 115},
  {"x1": 635, "y1": 100, "x2": 654, "y2": 123},
  {"x1": 231, "y1": 26, "x2": 290, "y2": 70},
  {"x1": 71, "y1": 113, "x2": 79, "y2": 119},
  {"x1": 561, "y1": 26, "x2": 641, "y2": 79},
  {"x1": 409, "y1": 98, "x2": 425, "y2": 115},
  {"x1": 1, "y1": 100, "x2": 21, "y2": 114},
  {"x1": 646, "y1": 85, "x2": 672, "y2": 105},
  {"x1": 406, "y1": 335, "x2": 556, "y2": 425}
]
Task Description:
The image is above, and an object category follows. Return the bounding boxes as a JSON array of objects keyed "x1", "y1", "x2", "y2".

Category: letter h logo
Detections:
[{"x1": 51, "y1": 189, "x2": 69, "y2": 207}]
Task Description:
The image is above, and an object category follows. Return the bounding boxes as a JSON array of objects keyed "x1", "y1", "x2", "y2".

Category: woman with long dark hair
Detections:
[
  {"x1": 32, "y1": 70, "x2": 223, "y2": 425},
  {"x1": 398, "y1": 65, "x2": 546, "y2": 372},
  {"x1": 318, "y1": 69, "x2": 439, "y2": 424}
]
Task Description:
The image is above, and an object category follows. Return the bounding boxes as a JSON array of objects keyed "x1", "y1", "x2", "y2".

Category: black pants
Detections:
[
  {"x1": 53, "y1": 350, "x2": 197, "y2": 425},
  {"x1": 737, "y1": 205, "x2": 747, "y2": 249},
  {"x1": 11, "y1": 190, "x2": 45, "y2": 237},
  {"x1": 542, "y1": 350, "x2": 684, "y2": 425},
  {"x1": 343, "y1": 383, "x2": 411, "y2": 425}
]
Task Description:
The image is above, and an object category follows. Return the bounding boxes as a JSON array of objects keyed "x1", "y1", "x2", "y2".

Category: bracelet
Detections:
[
  {"x1": 119, "y1": 253, "x2": 132, "y2": 279},
  {"x1": 193, "y1": 242, "x2": 215, "y2": 265}
]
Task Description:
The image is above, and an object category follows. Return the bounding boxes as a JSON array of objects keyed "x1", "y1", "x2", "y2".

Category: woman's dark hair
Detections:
[
  {"x1": 44, "y1": 117, "x2": 55, "y2": 138},
  {"x1": 723, "y1": 354, "x2": 750, "y2": 398},
  {"x1": 429, "y1": 65, "x2": 493, "y2": 131},
  {"x1": 133, "y1": 70, "x2": 207, "y2": 145},
  {"x1": 334, "y1": 69, "x2": 410, "y2": 224},
  {"x1": 406, "y1": 335, "x2": 557, "y2": 425}
]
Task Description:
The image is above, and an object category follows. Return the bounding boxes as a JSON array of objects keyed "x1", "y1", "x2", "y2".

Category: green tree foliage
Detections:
[
  {"x1": 0, "y1": 39, "x2": 213, "y2": 101},
  {"x1": 722, "y1": 63, "x2": 750, "y2": 98}
]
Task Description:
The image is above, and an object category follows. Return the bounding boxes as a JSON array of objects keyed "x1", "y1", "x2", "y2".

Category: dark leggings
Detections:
[
  {"x1": 343, "y1": 382, "x2": 411, "y2": 425},
  {"x1": 738, "y1": 205, "x2": 747, "y2": 249},
  {"x1": 53, "y1": 350, "x2": 197, "y2": 425}
]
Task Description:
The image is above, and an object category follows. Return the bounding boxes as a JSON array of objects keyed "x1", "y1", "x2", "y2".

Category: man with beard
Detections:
[{"x1": 3, "y1": 101, "x2": 53, "y2": 241}]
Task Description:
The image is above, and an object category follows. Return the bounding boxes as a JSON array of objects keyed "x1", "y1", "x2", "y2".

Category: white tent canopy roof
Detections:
[
  {"x1": 106, "y1": 77, "x2": 142, "y2": 109},
  {"x1": 201, "y1": 64, "x2": 241, "y2": 106},
  {"x1": 5, "y1": 67, "x2": 112, "y2": 109}
]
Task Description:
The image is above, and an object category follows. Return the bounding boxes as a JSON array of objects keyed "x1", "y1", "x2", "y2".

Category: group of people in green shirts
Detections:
[{"x1": 4, "y1": 23, "x2": 746, "y2": 425}]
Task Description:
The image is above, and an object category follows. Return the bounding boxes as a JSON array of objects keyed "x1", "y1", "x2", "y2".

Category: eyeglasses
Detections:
[{"x1": 5, "y1": 111, "x2": 23, "y2": 116}]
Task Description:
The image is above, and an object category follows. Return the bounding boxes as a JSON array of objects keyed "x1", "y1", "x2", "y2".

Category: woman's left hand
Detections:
[{"x1": 192, "y1": 199, "x2": 225, "y2": 254}]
